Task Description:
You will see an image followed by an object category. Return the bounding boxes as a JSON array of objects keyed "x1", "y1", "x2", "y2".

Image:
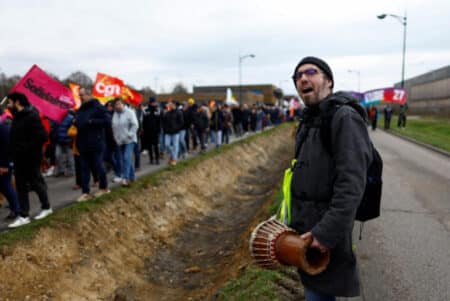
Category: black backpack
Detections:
[
  {"x1": 317, "y1": 97, "x2": 383, "y2": 223},
  {"x1": 320, "y1": 100, "x2": 383, "y2": 222}
]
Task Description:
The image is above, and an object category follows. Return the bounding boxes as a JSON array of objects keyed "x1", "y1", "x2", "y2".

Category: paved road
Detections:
[{"x1": 343, "y1": 129, "x2": 450, "y2": 301}]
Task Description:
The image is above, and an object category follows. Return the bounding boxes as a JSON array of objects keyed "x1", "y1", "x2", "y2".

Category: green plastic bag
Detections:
[{"x1": 277, "y1": 159, "x2": 297, "y2": 225}]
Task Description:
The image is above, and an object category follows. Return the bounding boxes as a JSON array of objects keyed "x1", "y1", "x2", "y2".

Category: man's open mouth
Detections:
[{"x1": 301, "y1": 87, "x2": 313, "y2": 94}]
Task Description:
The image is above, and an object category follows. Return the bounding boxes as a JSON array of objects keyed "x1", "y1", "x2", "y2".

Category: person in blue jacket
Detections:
[{"x1": 0, "y1": 121, "x2": 21, "y2": 220}]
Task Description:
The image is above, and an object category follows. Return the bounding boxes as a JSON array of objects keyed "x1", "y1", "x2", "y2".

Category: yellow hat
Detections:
[{"x1": 188, "y1": 98, "x2": 195, "y2": 105}]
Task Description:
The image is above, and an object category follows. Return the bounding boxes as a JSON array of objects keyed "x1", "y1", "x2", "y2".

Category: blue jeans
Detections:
[
  {"x1": 0, "y1": 169, "x2": 20, "y2": 214},
  {"x1": 211, "y1": 130, "x2": 222, "y2": 147},
  {"x1": 165, "y1": 133, "x2": 180, "y2": 161},
  {"x1": 120, "y1": 143, "x2": 135, "y2": 181},
  {"x1": 112, "y1": 145, "x2": 123, "y2": 178},
  {"x1": 179, "y1": 129, "x2": 187, "y2": 156},
  {"x1": 304, "y1": 288, "x2": 336, "y2": 301},
  {"x1": 79, "y1": 150, "x2": 107, "y2": 194}
]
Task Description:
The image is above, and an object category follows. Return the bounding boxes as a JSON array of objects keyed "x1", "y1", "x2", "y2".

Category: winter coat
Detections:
[
  {"x1": 290, "y1": 92, "x2": 372, "y2": 297},
  {"x1": 75, "y1": 99, "x2": 111, "y2": 153},
  {"x1": 57, "y1": 111, "x2": 75, "y2": 146},
  {"x1": 162, "y1": 109, "x2": 184, "y2": 134},
  {"x1": 112, "y1": 107, "x2": 139, "y2": 145},
  {"x1": 223, "y1": 110, "x2": 234, "y2": 129},
  {"x1": 142, "y1": 105, "x2": 161, "y2": 137},
  {"x1": 105, "y1": 110, "x2": 117, "y2": 149},
  {"x1": 9, "y1": 106, "x2": 48, "y2": 164},
  {"x1": 183, "y1": 109, "x2": 193, "y2": 130},
  {"x1": 0, "y1": 122, "x2": 11, "y2": 168},
  {"x1": 210, "y1": 110, "x2": 224, "y2": 131},
  {"x1": 193, "y1": 110, "x2": 209, "y2": 131}
]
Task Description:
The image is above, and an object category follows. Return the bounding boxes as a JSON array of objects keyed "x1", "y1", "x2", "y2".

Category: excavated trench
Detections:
[{"x1": 0, "y1": 127, "x2": 293, "y2": 301}]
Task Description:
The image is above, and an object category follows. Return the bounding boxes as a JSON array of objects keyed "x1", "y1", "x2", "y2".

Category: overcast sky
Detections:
[{"x1": 1, "y1": 0, "x2": 450, "y2": 95}]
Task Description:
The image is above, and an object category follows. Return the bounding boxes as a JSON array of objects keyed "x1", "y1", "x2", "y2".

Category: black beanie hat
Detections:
[{"x1": 293, "y1": 56, "x2": 334, "y2": 89}]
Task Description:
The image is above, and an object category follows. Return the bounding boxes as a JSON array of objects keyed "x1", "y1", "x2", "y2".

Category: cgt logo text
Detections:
[{"x1": 94, "y1": 82, "x2": 121, "y2": 96}]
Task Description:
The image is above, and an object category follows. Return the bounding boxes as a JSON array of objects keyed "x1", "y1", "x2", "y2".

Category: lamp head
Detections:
[{"x1": 377, "y1": 14, "x2": 387, "y2": 19}]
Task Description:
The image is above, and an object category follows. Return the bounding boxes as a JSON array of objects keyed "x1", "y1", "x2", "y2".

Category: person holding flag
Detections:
[{"x1": 6, "y1": 92, "x2": 53, "y2": 228}]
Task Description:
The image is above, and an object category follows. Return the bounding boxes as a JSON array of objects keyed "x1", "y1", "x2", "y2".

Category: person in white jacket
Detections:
[{"x1": 112, "y1": 98, "x2": 139, "y2": 186}]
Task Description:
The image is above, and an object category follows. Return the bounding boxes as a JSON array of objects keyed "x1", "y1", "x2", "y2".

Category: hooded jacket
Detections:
[
  {"x1": 75, "y1": 98, "x2": 111, "y2": 153},
  {"x1": 112, "y1": 106, "x2": 139, "y2": 145},
  {"x1": 290, "y1": 92, "x2": 372, "y2": 297},
  {"x1": 9, "y1": 106, "x2": 48, "y2": 164},
  {"x1": 57, "y1": 111, "x2": 75, "y2": 146}
]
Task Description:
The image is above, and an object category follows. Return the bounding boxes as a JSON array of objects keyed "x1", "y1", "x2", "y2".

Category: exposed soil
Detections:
[{"x1": 0, "y1": 127, "x2": 293, "y2": 301}]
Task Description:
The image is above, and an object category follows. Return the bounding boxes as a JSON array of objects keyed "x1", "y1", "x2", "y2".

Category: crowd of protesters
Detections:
[{"x1": 0, "y1": 89, "x2": 299, "y2": 229}]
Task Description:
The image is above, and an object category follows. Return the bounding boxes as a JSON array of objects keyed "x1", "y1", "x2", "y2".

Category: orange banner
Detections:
[
  {"x1": 69, "y1": 82, "x2": 81, "y2": 109},
  {"x1": 92, "y1": 72, "x2": 124, "y2": 103}
]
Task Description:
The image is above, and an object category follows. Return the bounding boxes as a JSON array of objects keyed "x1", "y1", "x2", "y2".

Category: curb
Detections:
[{"x1": 381, "y1": 129, "x2": 450, "y2": 158}]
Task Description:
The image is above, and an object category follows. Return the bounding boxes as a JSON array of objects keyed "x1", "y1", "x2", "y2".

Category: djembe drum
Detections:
[{"x1": 249, "y1": 218, "x2": 330, "y2": 275}]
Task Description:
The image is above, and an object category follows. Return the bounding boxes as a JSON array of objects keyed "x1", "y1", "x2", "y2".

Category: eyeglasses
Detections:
[{"x1": 292, "y1": 68, "x2": 321, "y2": 82}]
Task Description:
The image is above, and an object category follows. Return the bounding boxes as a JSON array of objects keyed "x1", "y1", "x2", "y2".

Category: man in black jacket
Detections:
[
  {"x1": 6, "y1": 92, "x2": 53, "y2": 228},
  {"x1": 142, "y1": 97, "x2": 161, "y2": 164},
  {"x1": 290, "y1": 57, "x2": 372, "y2": 300},
  {"x1": 75, "y1": 88, "x2": 111, "y2": 202},
  {"x1": 192, "y1": 104, "x2": 209, "y2": 152},
  {"x1": 161, "y1": 102, "x2": 183, "y2": 165}
]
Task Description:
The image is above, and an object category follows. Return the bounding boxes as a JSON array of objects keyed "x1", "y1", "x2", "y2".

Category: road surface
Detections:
[{"x1": 344, "y1": 129, "x2": 450, "y2": 301}]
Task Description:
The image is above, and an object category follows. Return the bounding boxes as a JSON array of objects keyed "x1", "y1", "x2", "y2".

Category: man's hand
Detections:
[
  {"x1": 0, "y1": 167, "x2": 9, "y2": 175},
  {"x1": 300, "y1": 232, "x2": 329, "y2": 253}
]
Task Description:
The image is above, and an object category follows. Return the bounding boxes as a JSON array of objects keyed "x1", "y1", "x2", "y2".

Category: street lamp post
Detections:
[
  {"x1": 238, "y1": 54, "x2": 255, "y2": 104},
  {"x1": 377, "y1": 12, "x2": 408, "y2": 88},
  {"x1": 347, "y1": 69, "x2": 361, "y2": 92}
]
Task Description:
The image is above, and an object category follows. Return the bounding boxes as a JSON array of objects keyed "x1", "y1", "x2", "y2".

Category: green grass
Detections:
[
  {"x1": 385, "y1": 116, "x2": 450, "y2": 153},
  {"x1": 216, "y1": 185, "x2": 285, "y2": 300},
  {"x1": 215, "y1": 266, "x2": 284, "y2": 301},
  {"x1": 0, "y1": 124, "x2": 293, "y2": 248}
]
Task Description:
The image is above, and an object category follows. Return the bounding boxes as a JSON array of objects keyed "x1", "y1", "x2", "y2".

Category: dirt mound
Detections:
[{"x1": 0, "y1": 127, "x2": 293, "y2": 301}]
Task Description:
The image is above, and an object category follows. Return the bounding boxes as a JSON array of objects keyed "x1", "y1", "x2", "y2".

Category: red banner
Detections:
[
  {"x1": 92, "y1": 72, "x2": 124, "y2": 103},
  {"x1": 10, "y1": 65, "x2": 75, "y2": 122},
  {"x1": 121, "y1": 85, "x2": 143, "y2": 106}
]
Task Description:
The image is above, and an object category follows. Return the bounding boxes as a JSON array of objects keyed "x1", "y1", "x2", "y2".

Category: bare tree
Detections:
[
  {"x1": 0, "y1": 73, "x2": 21, "y2": 97},
  {"x1": 63, "y1": 71, "x2": 93, "y2": 88},
  {"x1": 140, "y1": 86, "x2": 156, "y2": 102},
  {"x1": 172, "y1": 82, "x2": 189, "y2": 94}
]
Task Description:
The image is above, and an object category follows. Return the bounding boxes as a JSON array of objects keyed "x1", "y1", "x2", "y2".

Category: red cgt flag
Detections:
[{"x1": 92, "y1": 72, "x2": 124, "y2": 103}]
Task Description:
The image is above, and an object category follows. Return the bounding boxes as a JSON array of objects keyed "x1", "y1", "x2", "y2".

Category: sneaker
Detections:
[
  {"x1": 45, "y1": 166, "x2": 55, "y2": 177},
  {"x1": 95, "y1": 189, "x2": 111, "y2": 197},
  {"x1": 170, "y1": 160, "x2": 177, "y2": 166},
  {"x1": 112, "y1": 176, "x2": 122, "y2": 183},
  {"x1": 34, "y1": 208, "x2": 53, "y2": 220},
  {"x1": 8, "y1": 216, "x2": 31, "y2": 228},
  {"x1": 77, "y1": 194, "x2": 93, "y2": 202},
  {"x1": 121, "y1": 179, "x2": 130, "y2": 187}
]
